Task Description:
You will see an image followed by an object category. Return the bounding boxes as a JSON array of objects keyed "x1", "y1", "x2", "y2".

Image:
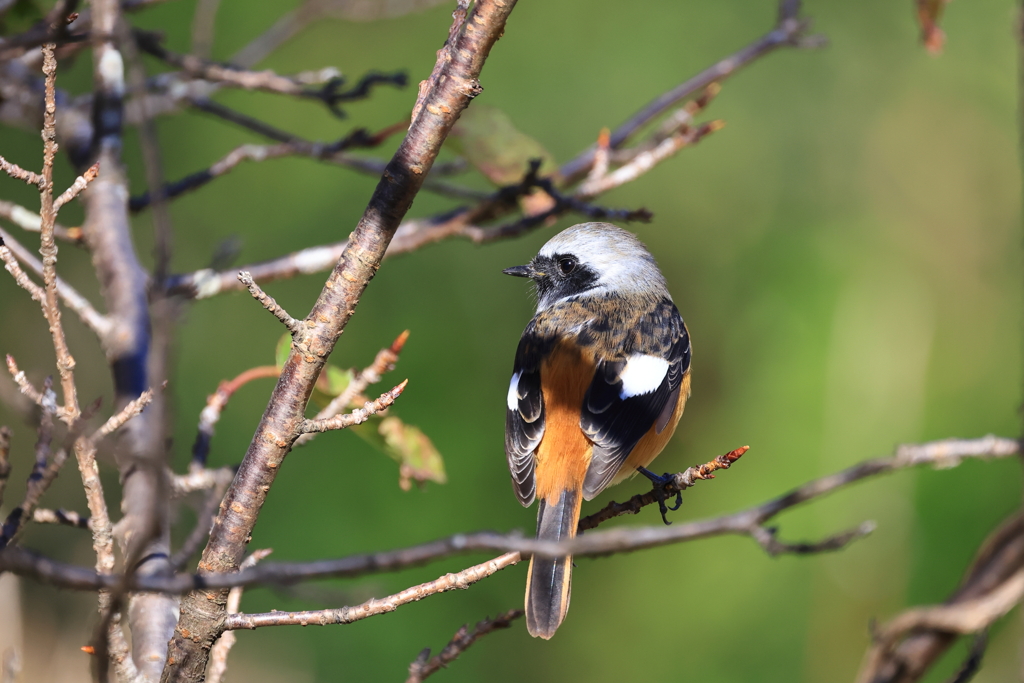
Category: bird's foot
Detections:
[{"x1": 636, "y1": 467, "x2": 682, "y2": 525}]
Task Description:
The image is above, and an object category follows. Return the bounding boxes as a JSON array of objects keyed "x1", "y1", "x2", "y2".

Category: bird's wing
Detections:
[
  {"x1": 580, "y1": 299, "x2": 690, "y2": 500},
  {"x1": 505, "y1": 319, "x2": 548, "y2": 506}
]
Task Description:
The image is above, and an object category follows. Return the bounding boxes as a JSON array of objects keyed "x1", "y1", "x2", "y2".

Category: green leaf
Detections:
[
  {"x1": 448, "y1": 105, "x2": 560, "y2": 186},
  {"x1": 352, "y1": 415, "x2": 447, "y2": 490},
  {"x1": 320, "y1": 365, "x2": 354, "y2": 398},
  {"x1": 275, "y1": 332, "x2": 291, "y2": 370}
]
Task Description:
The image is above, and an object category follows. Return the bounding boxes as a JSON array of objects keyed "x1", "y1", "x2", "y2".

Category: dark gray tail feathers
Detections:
[{"x1": 525, "y1": 487, "x2": 582, "y2": 639}]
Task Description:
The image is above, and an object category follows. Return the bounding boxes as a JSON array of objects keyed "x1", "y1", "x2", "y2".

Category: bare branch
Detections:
[
  {"x1": 578, "y1": 445, "x2": 749, "y2": 531},
  {"x1": 237, "y1": 271, "x2": 302, "y2": 335},
  {"x1": 0, "y1": 228, "x2": 113, "y2": 338},
  {"x1": 165, "y1": 3, "x2": 517, "y2": 673},
  {"x1": 52, "y1": 161, "x2": 99, "y2": 211},
  {"x1": 91, "y1": 388, "x2": 155, "y2": 442},
  {"x1": 559, "y1": 0, "x2": 823, "y2": 182},
  {"x1": 189, "y1": 366, "x2": 280, "y2": 468},
  {"x1": 0, "y1": 155, "x2": 43, "y2": 186},
  {"x1": 295, "y1": 330, "x2": 409, "y2": 447},
  {"x1": 32, "y1": 507, "x2": 91, "y2": 529},
  {"x1": 406, "y1": 609, "x2": 523, "y2": 683},
  {"x1": 223, "y1": 552, "x2": 521, "y2": 630},
  {"x1": 205, "y1": 549, "x2": 273, "y2": 683},
  {"x1": 3, "y1": 435, "x2": 1015, "y2": 596},
  {"x1": 856, "y1": 510, "x2": 1024, "y2": 683},
  {"x1": 0, "y1": 200, "x2": 81, "y2": 243},
  {"x1": 5, "y1": 356, "x2": 45, "y2": 406},
  {"x1": 298, "y1": 380, "x2": 408, "y2": 434}
]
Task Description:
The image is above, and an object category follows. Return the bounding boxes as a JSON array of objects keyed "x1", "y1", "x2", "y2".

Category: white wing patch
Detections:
[
  {"x1": 507, "y1": 372, "x2": 522, "y2": 411},
  {"x1": 618, "y1": 355, "x2": 669, "y2": 399}
]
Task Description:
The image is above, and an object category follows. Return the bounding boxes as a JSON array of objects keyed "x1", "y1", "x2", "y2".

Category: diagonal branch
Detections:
[{"x1": 161, "y1": 3, "x2": 519, "y2": 681}]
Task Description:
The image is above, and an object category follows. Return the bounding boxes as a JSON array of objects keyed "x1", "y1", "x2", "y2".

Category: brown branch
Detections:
[
  {"x1": 0, "y1": 156, "x2": 43, "y2": 185},
  {"x1": 0, "y1": 393, "x2": 60, "y2": 548},
  {"x1": 4, "y1": 435, "x2": 1016, "y2": 596},
  {"x1": 223, "y1": 552, "x2": 521, "y2": 630},
  {"x1": 205, "y1": 550, "x2": 273, "y2": 683},
  {"x1": 298, "y1": 380, "x2": 408, "y2": 434},
  {"x1": 5, "y1": 356, "x2": 45, "y2": 407},
  {"x1": 160, "y1": 61, "x2": 728, "y2": 299},
  {"x1": 162, "y1": 2, "x2": 517, "y2": 680},
  {"x1": 855, "y1": 510, "x2": 1024, "y2": 683},
  {"x1": 406, "y1": 609, "x2": 523, "y2": 683},
  {"x1": 129, "y1": 118, "x2": 412, "y2": 213},
  {"x1": 577, "y1": 445, "x2": 749, "y2": 531}
]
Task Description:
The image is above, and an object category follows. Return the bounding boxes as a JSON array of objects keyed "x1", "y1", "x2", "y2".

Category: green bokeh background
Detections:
[{"x1": 1, "y1": 0, "x2": 1022, "y2": 681}]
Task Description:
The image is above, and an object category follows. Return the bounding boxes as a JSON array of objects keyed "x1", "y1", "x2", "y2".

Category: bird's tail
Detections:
[{"x1": 525, "y1": 487, "x2": 582, "y2": 639}]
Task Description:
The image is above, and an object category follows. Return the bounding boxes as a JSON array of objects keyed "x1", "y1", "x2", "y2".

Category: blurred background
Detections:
[{"x1": 0, "y1": 0, "x2": 1021, "y2": 681}]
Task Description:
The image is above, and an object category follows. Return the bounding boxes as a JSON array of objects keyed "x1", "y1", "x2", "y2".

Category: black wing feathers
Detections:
[
  {"x1": 505, "y1": 320, "x2": 549, "y2": 506},
  {"x1": 581, "y1": 300, "x2": 690, "y2": 500}
]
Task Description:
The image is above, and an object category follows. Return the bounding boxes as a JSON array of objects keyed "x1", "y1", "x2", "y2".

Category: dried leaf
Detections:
[
  {"x1": 352, "y1": 415, "x2": 447, "y2": 490},
  {"x1": 916, "y1": 0, "x2": 951, "y2": 55},
  {"x1": 448, "y1": 105, "x2": 560, "y2": 186}
]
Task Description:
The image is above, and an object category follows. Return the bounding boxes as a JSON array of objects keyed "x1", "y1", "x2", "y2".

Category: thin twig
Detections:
[
  {"x1": 0, "y1": 200, "x2": 81, "y2": 243},
  {"x1": 90, "y1": 388, "x2": 155, "y2": 442},
  {"x1": 189, "y1": 366, "x2": 280, "y2": 469},
  {"x1": 5, "y1": 356, "x2": 45, "y2": 406},
  {"x1": 237, "y1": 271, "x2": 302, "y2": 335},
  {"x1": 298, "y1": 381, "x2": 408, "y2": 434},
  {"x1": 0, "y1": 227, "x2": 112, "y2": 338},
  {"x1": 223, "y1": 552, "x2": 521, "y2": 630},
  {"x1": 294, "y1": 330, "x2": 409, "y2": 447},
  {"x1": 559, "y1": 0, "x2": 823, "y2": 182},
  {"x1": 0, "y1": 427, "x2": 10, "y2": 508},
  {"x1": 406, "y1": 609, "x2": 523, "y2": 683},
  {"x1": 52, "y1": 161, "x2": 99, "y2": 211},
  {"x1": 32, "y1": 507, "x2": 91, "y2": 529}
]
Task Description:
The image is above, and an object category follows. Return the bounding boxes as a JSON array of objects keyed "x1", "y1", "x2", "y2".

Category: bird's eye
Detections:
[{"x1": 558, "y1": 257, "x2": 577, "y2": 275}]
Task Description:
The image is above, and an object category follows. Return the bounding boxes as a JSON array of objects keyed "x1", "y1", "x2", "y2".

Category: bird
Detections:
[{"x1": 503, "y1": 222, "x2": 692, "y2": 639}]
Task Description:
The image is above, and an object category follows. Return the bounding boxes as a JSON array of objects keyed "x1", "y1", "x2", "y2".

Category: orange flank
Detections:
[{"x1": 615, "y1": 370, "x2": 691, "y2": 487}]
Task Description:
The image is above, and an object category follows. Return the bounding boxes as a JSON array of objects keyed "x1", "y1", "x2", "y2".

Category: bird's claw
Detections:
[{"x1": 636, "y1": 467, "x2": 682, "y2": 525}]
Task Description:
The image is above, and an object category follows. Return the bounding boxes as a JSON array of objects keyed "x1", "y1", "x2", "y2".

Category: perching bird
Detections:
[{"x1": 503, "y1": 222, "x2": 692, "y2": 639}]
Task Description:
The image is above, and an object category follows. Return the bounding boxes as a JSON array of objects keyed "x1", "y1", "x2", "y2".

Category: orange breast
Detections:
[{"x1": 535, "y1": 341, "x2": 596, "y2": 505}]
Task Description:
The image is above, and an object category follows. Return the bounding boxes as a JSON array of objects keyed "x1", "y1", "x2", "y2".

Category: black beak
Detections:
[{"x1": 502, "y1": 265, "x2": 533, "y2": 278}]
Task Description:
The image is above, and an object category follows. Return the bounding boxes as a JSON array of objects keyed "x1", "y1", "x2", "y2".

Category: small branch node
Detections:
[
  {"x1": 52, "y1": 162, "x2": 100, "y2": 212},
  {"x1": 238, "y1": 271, "x2": 302, "y2": 335},
  {"x1": 299, "y1": 380, "x2": 408, "y2": 434}
]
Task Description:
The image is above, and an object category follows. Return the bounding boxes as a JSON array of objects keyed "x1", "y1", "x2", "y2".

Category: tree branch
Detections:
[
  {"x1": 222, "y1": 552, "x2": 521, "y2": 630},
  {"x1": 855, "y1": 509, "x2": 1024, "y2": 683},
  {"x1": 406, "y1": 609, "x2": 523, "y2": 683},
  {"x1": 161, "y1": 2, "x2": 518, "y2": 680},
  {"x1": 2, "y1": 435, "x2": 1015, "y2": 596}
]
